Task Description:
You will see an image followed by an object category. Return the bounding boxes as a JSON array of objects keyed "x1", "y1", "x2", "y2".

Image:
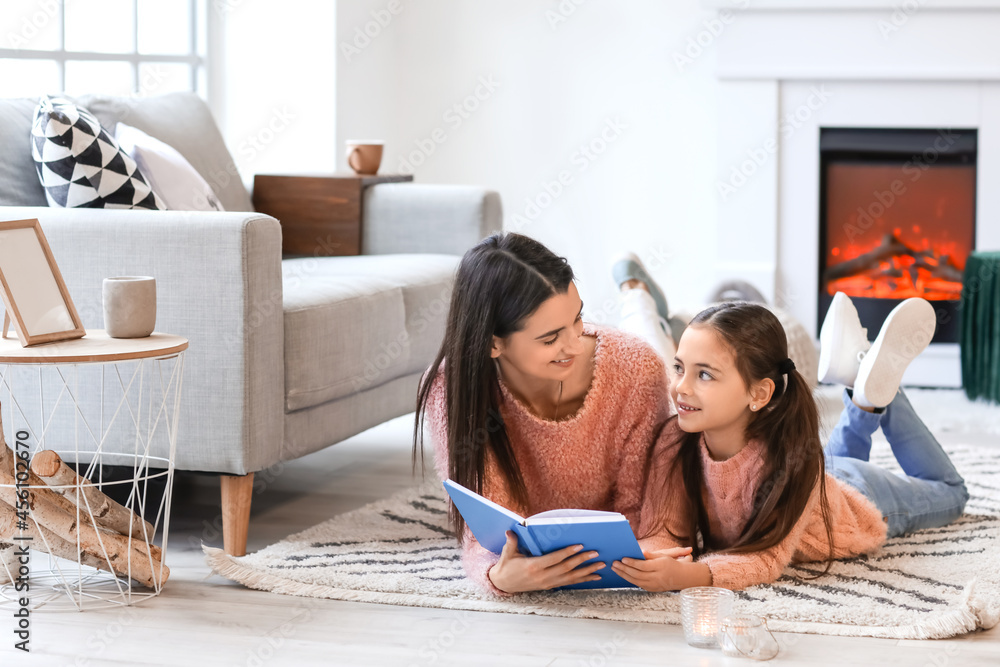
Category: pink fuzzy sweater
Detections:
[
  {"x1": 639, "y1": 420, "x2": 889, "y2": 590},
  {"x1": 425, "y1": 325, "x2": 671, "y2": 595}
]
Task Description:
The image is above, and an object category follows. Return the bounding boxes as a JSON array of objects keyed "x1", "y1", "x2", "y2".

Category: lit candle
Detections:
[{"x1": 680, "y1": 587, "x2": 735, "y2": 649}]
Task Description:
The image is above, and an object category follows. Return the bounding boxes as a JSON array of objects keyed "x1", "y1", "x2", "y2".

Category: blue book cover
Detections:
[{"x1": 443, "y1": 479, "x2": 644, "y2": 590}]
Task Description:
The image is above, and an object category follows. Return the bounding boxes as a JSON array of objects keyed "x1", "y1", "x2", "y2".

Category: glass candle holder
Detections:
[
  {"x1": 720, "y1": 615, "x2": 780, "y2": 661},
  {"x1": 680, "y1": 586, "x2": 735, "y2": 648}
]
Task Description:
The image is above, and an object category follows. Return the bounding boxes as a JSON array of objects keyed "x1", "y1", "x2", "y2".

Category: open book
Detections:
[{"x1": 443, "y1": 479, "x2": 644, "y2": 590}]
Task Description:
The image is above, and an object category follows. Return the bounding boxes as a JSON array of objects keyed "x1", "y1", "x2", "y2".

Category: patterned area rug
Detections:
[{"x1": 206, "y1": 444, "x2": 1000, "y2": 639}]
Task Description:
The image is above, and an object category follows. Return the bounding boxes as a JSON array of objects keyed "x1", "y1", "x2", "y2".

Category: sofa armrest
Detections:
[
  {"x1": 362, "y1": 183, "x2": 502, "y2": 256},
  {"x1": 0, "y1": 206, "x2": 284, "y2": 475}
]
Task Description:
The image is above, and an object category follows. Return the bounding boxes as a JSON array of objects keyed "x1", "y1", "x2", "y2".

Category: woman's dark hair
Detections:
[
  {"x1": 413, "y1": 232, "x2": 575, "y2": 539},
  {"x1": 647, "y1": 302, "x2": 834, "y2": 570}
]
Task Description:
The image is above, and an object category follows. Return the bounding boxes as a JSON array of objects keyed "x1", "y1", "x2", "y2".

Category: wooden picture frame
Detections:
[{"x1": 0, "y1": 219, "x2": 85, "y2": 347}]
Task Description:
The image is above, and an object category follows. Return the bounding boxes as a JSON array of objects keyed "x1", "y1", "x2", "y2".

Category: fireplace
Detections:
[
  {"x1": 709, "y1": 3, "x2": 1000, "y2": 388},
  {"x1": 818, "y1": 128, "x2": 977, "y2": 344}
]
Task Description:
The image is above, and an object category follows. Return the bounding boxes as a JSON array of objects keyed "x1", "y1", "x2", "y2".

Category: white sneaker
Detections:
[
  {"x1": 818, "y1": 292, "x2": 871, "y2": 388},
  {"x1": 853, "y1": 298, "x2": 936, "y2": 409}
]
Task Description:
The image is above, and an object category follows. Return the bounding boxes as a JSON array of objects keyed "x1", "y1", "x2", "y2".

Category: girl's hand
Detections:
[
  {"x1": 611, "y1": 546, "x2": 710, "y2": 592},
  {"x1": 656, "y1": 546, "x2": 694, "y2": 562},
  {"x1": 488, "y1": 531, "x2": 607, "y2": 593}
]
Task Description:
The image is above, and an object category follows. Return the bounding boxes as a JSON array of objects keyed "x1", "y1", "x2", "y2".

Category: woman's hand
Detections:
[
  {"x1": 488, "y1": 531, "x2": 607, "y2": 593},
  {"x1": 611, "y1": 547, "x2": 711, "y2": 592}
]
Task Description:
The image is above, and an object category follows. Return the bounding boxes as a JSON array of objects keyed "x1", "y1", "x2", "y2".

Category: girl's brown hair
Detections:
[{"x1": 647, "y1": 302, "x2": 834, "y2": 567}]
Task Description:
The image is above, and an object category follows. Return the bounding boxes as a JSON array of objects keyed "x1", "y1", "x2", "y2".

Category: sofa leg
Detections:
[{"x1": 220, "y1": 473, "x2": 254, "y2": 556}]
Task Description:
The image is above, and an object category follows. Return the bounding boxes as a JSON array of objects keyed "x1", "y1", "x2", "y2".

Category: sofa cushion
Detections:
[
  {"x1": 282, "y1": 254, "x2": 457, "y2": 412},
  {"x1": 0, "y1": 97, "x2": 54, "y2": 207},
  {"x1": 76, "y1": 92, "x2": 253, "y2": 212},
  {"x1": 31, "y1": 96, "x2": 165, "y2": 210},
  {"x1": 115, "y1": 122, "x2": 225, "y2": 211}
]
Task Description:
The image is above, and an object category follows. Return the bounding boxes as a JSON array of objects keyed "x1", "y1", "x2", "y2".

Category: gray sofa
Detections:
[{"x1": 0, "y1": 92, "x2": 500, "y2": 554}]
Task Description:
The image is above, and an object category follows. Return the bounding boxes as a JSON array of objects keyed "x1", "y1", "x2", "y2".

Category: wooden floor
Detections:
[{"x1": 5, "y1": 405, "x2": 999, "y2": 666}]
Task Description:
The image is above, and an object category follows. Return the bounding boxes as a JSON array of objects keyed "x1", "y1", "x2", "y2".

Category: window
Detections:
[{"x1": 0, "y1": 0, "x2": 207, "y2": 99}]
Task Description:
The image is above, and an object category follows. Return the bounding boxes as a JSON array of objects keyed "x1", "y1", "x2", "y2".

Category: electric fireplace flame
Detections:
[
  {"x1": 824, "y1": 231, "x2": 965, "y2": 300},
  {"x1": 822, "y1": 162, "x2": 974, "y2": 303}
]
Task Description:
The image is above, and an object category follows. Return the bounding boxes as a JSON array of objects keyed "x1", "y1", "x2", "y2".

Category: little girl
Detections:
[{"x1": 612, "y1": 293, "x2": 970, "y2": 591}]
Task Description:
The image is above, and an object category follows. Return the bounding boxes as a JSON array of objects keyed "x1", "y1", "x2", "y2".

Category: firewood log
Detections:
[
  {"x1": 0, "y1": 437, "x2": 161, "y2": 562},
  {"x1": 0, "y1": 478, "x2": 168, "y2": 588},
  {"x1": 0, "y1": 407, "x2": 166, "y2": 586},
  {"x1": 0, "y1": 434, "x2": 11, "y2": 585},
  {"x1": 0, "y1": 432, "x2": 113, "y2": 580},
  {"x1": 0, "y1": 501, "x2": 118, "y2": 578},
  {"x1": 31, "y1": 450, "x2": 155, "y2": 540},
  {"x1": 823, "y1": 233, "x2": 911, "y2": 283},
  {"x1": 0, "y1": 541, "x2": 14, "y2": 585},
  {"x1": 0, "y1": 437, "x2": 92, "y2": 520}
]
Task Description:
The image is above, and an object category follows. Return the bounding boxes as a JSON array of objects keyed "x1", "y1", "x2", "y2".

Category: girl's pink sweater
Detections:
[
  {"x1": 639, "y1": 420, "x2": 888, "y2": 590},
  {"x1": 424, "y1": 325, "x2": 671, "y2": 596}
]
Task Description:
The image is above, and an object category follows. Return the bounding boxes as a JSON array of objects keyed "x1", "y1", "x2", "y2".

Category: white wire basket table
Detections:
[{"x1": 0, "y1": 330, "x2": 187, "y2": 611}]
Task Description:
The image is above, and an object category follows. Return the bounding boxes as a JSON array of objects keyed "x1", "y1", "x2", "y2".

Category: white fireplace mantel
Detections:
[{"x1": 710, "y1": 2, "x2": 1000, "y2": 387}]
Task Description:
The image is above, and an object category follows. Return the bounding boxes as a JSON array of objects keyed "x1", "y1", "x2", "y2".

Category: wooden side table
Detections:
[
  {"x1": 252, "y1": 173, "x2": 414, "y2": 256},
  {"x1": 0, "y1": 330, "x2": 188, "y2": 610}
]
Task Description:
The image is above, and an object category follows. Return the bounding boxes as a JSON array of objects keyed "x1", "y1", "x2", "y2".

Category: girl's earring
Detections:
[{"x1": 751, "y1": 404, "x2": 757, "y2": 411}]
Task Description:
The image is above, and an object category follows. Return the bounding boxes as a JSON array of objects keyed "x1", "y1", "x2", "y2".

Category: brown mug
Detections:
[{"x1": 345, "y1": 141, "x2": 384, "y2": 175}]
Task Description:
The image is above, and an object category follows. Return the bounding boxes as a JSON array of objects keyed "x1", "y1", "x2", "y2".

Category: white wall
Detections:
[
  {"x1": 215, "y1": 0, "x2": 338, "y2": 188},
  {"x1": 335, "y1": 0, "x2": 723, "y2": 320}
]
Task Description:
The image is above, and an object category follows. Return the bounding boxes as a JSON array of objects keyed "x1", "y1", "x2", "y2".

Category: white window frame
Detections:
[{"x1": 0, "y1": 0, "x2": 207, "y2": 96}]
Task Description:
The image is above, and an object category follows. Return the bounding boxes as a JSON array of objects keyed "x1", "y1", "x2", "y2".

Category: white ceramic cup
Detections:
[{"x1": 103, "y1": 277, "x2": 156, "y2": 338}]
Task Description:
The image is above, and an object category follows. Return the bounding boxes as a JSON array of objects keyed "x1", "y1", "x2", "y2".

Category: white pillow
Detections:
[{"x1": 114, "y1": 122, "x2": 224, "y2": 212}]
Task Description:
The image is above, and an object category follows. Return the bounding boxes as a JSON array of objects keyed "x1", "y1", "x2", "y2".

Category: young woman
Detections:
[
  {"x1": 611, "y1": 293, "x2": 970, "y2": 591},
  {"x1": 413, "y1": 233, "x2": 682, "y2": 595}
]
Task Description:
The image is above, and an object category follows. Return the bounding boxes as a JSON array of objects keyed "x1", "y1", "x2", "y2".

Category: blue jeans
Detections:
[{"x1": 824, "y1": 389, "x2": 969, "y2": 538}]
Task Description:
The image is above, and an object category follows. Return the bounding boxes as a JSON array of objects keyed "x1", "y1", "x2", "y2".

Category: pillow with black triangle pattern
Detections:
[{"x1": 30, "y1": 95, "x2": 166, "y2": 210}]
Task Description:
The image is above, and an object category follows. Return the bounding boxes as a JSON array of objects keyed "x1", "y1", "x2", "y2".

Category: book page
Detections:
[{"x1": 525, "y1": 509, "x2": 624, "y2": 523}]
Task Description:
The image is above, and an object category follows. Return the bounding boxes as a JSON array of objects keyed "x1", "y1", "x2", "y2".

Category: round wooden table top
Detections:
[{"x1": 0, "y1": 330, "x2": 188, "y2": 364}]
